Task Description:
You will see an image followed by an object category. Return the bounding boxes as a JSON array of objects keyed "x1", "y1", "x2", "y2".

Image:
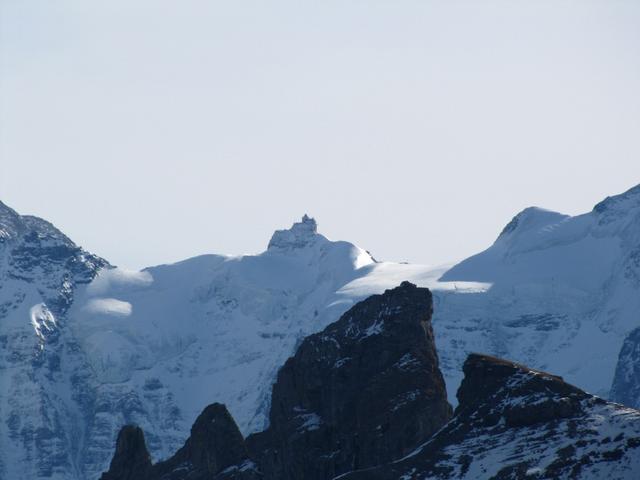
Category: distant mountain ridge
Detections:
[{"x1": 2, "y1": 185, "x2": 640, "y2": 479}]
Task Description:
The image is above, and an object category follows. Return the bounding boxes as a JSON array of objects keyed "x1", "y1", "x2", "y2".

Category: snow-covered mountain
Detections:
[
  {"x1": 434, "y1": 184, "x2": 640, "y2": 403},
  {"x1": 0, "y1": 201, "x2": 107, "y2": 479},
  {"x1": 2, "y1": 184, "x2": 640, "y2": 479}
]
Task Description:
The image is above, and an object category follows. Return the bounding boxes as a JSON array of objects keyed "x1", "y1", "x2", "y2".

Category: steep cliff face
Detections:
[
  {"x1": 100, "y1": 403, "x2": 260, "y2": 480},
  {"x1": 611, "y1": 327, "x2": 640, "y2": 409},
  {"x1": 247, "y1": 281, "x2": 451, "y2": 480},
  {"x1": 342, "y1": 354, "x2": 640, "y2": 480}
]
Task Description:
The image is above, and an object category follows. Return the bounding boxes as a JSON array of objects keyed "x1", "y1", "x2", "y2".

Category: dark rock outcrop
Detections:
[
  {"x1": 456, "y1": 354, "x2": 587, "y2": 428},
  {"x1": 341, "y1": 353, "x2": 640, "y2": 480},
  {"x1": 100, "y1": 282, "x2": 451, "y2": 480},
  {"x1": 611, "y1": 327, "x2": 640, "y2": 409},
  {"x1": 100, "y1": 403, "x2": 260, "y2": 480},
  {"x1": 99, "y1": 426, "x2": 152, "y2": 480},
  {"x1": 247, "y1": 281, "x2": 452, "y2": 480}
]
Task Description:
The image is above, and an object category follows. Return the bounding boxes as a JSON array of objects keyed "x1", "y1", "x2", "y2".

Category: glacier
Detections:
[{"x1": 2, "y1": 185, "x2": 640, "y2": 479}]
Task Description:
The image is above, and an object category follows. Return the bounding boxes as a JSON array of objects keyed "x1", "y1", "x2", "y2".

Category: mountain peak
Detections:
[
  {"x1": 593, "y1": 183, "x2": 640, "y2": 216},
  {"x1": 99, "y1": 426, "x2": 152, "y2": 480},
  {"x1": 100, "y1": 403, "x2": 253, "y2": 480},
  {"x1": 456, "y1": 353, "x2": 585, "y2": 414},
  {"x1": 0, "y1": 200, "x2": 24, "y2": 241},
  {"x1": 496, "y1": 206, "x2": 568, "y2": 242},
  {"x1": 267, "y1": 214, "x2": 322, "y2": 251}
]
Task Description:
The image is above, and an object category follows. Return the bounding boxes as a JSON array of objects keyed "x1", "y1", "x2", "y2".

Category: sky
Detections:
[{"x1": 1, "y1": 1, "x2": 640, "y2": 270}]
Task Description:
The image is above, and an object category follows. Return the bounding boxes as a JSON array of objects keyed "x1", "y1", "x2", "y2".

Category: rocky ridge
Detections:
[
  {"x1": 100, "y1": 403, "x2": 259, "y2": 480},
  {"x1": 101, "y1": 282, "x2": 452, "y2": 480},
  {"x1": 342, "y1": 354, "x2": 640, "y2": 480}
]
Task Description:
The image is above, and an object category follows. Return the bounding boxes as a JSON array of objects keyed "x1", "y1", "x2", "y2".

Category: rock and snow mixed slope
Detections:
[
  {"x1": 3, "y1": 184, "x2": 640, "y2": 479},
  {"x1": 341, "y1": 354, "x2": 640, "y2": 480},
  {"x1": 100, "y1": 290, "x2": 640, "y2": 480},
  {"x1": 0, "y1": 201, "x2": 107, "y2": 479}
]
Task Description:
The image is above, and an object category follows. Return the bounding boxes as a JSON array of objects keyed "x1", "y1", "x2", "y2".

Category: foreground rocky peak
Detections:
[
  {"x1": 99, "y1": 426, "x2": 151, "y2": 480},
  {"x1": 160, "y1": 403, "x2": 250, "y2": 477},
  {"x1": 247, "y1": 281, "x2": 452, "y2": 480},
  {"x1": 101, "y1": 282, "x2": 452, "y2": 480},
  {"x1": 343, "y1": 354, "x2": 640, "y2": 480},
  {"x1": 456, "y1": 353, "x2": 588, "y2": 425},
  {"x1": 100, "y1": 403, "x2": 259, "y2": 480}
]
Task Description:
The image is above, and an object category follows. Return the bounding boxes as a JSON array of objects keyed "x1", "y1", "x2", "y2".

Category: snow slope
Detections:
[
  {"x1": 3, "y1": 185, "x2": 640, "y2": 479},
  {"x1": 433, "y1": 184, "x2": 640, "y2": 403}
]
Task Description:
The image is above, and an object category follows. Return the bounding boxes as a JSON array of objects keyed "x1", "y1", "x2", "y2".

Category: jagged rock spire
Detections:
[
  {"x1": 99, "y1": 426, "x2": 152, "y2": 480},
  {"x1": 100, "y1": 403, "x2": 258, "y2": 480}
]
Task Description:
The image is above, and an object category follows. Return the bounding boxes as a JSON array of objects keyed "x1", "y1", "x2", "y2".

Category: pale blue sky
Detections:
[{"x1": 1, "y1": 1, "x2": 639, "y2": 269}]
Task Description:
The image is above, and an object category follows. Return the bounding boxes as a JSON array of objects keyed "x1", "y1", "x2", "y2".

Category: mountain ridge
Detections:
[{"x1": 1, "y1": 184, "x2": 640, "y2": 479}]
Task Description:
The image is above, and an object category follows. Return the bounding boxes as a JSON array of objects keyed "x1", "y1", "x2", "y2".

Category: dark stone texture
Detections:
[
  {"x1": 247, "y1": 281, "x2": 452, "y2": 480},
  {"x1": 456, "y1": 353, "x2": 586, "y2": 426},
  {"x1": 153, "y1": 403, "x2": 252, "y2": 479},
  {"x1": 100, "y1": 426, "x2": 152, "y2": 480},
  {"x1": 340, "y1": 354, "x2": 640, "y2": 480},
  {"x1": 99, "y1": 403, "x2": 260, "y2": 480}
]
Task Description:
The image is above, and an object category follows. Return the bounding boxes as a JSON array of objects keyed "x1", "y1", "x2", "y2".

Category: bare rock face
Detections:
[
  {"x1": 99, "y1": 426, "x2": 152, "y2": 480},
  {"x1": 611, "y1": 327, "x2": 640, "y2": 409},
  {"x1": 456, "y1": 354, "x2": 587, "y2": 429},
  {"x1": 99, "y1": 403, "x2": 260, "y2": 480},
  {"x1": 341, "y1": 354, "x2": 640, "y2": 480},
  {"x1": 247, "y1": 281, "x2": 452, "y2": 480},
  {"x1": 152, "y1": 403, "x2": 254, "y2": 479}
]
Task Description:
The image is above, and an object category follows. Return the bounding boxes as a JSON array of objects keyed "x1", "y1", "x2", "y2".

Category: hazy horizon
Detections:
[{"x1": 2, "y1": 1, "x2": 640, "y2": 269}]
